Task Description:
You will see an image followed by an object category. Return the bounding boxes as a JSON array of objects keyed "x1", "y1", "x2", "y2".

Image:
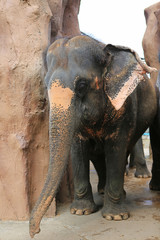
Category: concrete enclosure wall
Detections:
[{"x1": 0, "y1": 0, "x2": 80, "y2": 220}]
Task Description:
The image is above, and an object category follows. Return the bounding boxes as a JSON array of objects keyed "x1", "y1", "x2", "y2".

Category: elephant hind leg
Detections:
[
  {"x1": 130, "y1": 138, "x2": 151, "y2": 178},
  {"x1": 91, "y1": 153, "x2": 106, "y2": 194}
]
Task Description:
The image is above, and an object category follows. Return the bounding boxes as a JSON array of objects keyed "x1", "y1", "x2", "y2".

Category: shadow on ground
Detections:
[{"x1": 1, "y1": 138, "x2": 160, "y2": 240}]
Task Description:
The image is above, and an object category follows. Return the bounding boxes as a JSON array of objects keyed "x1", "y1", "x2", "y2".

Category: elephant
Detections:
[
  {"x1": 130, "y1": 2, "x2": 160, "y2": 179},
  {"x1": 129, "y1": 2, "x2": 160, "y2": 179},
  {"x1": 150, "y1": 72, "x2": 160, "y2": 190},
  {"x1": 29, "y1": 35, "x2": 158, "y2": 237},
  {"x1": 142, "y1": 2, "x2": 160, "y2": 85}
]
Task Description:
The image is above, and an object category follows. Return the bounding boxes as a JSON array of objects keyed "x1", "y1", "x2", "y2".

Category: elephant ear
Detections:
[{"x1": 103, "y1": 44, "x2": 156, "y2": 111}]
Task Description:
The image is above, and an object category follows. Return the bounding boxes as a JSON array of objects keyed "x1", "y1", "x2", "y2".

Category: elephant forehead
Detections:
[{"x1": 48, "y1": 80, "x2": 74, "y2": 110}]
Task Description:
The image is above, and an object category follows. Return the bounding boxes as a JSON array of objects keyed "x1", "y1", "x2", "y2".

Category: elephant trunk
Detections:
[{"x1": 29, "y1": 82, "x2": 74, "y2": 238}]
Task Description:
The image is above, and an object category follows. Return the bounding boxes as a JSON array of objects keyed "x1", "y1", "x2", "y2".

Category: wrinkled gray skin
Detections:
[{"x1": 29, "y1": 36, "x2": 157, "y2": 238}]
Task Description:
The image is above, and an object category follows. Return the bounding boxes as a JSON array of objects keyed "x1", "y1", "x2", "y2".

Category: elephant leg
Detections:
[
  {"x1": 70, "y1": 137, "x2": 97, "y2": 215},
  {"x1": 149, "y1": 117, "x2": 160, "y2": 190},
  {"x1": 91, "y1": 153, "x2": 106, "y2": 194},
  {"x1": 130, "y1": 138, "x2": 151, "y2": 178},
  {"x1": 102, "y1": 139, "x2": 129, "y2": 221}
]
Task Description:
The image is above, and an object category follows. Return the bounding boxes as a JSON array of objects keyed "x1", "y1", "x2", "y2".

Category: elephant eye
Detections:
[{"x1": 75, "y1": 79, "x2": 89, "y2": 98}]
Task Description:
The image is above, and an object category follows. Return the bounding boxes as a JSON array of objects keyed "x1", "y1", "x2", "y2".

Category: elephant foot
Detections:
[
  {"x1": 149, "y1": 178, "x2": 160, "y2": 191},
  {"x1": 149, "y1": 169, "x2": 160, "y2": 190},
  {"x1": 70, "y1": 199, "x2": 97, "y2": 215},
  {"x1": 135, "y1": 164, "x2": 151, "y2": 178},
  {"x1": 101, "y1": 201, "x2": 129, "y2": 221}
]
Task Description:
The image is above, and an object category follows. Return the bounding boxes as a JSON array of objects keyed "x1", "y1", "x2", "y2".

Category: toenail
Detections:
[
  {"x1": 76, "y1": 210, "x2": 83, "y2": 215},
  {"x1": 70, "y1": 209, "x2": 76, "y2": 214},
  {"x1": 122, "y1": 213, "x2": 129, "y2": 220},
  {"x1": 114, "y1": 215, "x2": 122, "y2": 221},
  {"x1": 106, "y1": 215, "x2": 113, "y2": 220}
]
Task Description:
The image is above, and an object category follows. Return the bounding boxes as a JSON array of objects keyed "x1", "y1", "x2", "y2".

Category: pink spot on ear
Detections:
[{"x1": 108, "y1": 63, "x2": 145, "y2": 110}]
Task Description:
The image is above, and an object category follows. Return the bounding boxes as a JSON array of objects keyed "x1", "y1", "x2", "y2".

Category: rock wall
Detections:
[
  {"x1": 48, "y1": 0, "x2": 81, "y2": 42},
  {"x1": 0, "y1": 0, "x2": 80, "y2": 220},
  {"x1": 142, "y1": 2, "x2": 160, "y2": 84}
]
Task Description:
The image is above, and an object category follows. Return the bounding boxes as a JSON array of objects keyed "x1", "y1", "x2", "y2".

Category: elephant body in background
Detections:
[
  {"x1": 142, "y1": 2, "x2": 160, "y2": 84},
  {"x1": 29, "y1": 36, "x2": 158, "y2": 237},
  {"x1": 150, "y1": 73, "x2": 160, "y2": 190},
  {"x1": 131, "y1": 2, "x2": 160, "y2": 178},
  {"x1": 142, "y1": 1, "x2": 160, "y2": 211}
]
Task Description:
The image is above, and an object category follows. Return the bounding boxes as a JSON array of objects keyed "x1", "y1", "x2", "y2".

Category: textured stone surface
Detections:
[
  {"x1": 0, "y1": 0, "x2": 80, "y2": 220},
  {"x1": 142, "y1": 2, "x2": 160, "y2": 84}
]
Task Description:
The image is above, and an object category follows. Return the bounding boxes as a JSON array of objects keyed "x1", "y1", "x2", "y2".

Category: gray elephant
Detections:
[
  {"x1": 29, "y1": 36, "x2": 158, "y2": 237},
  {"x1": 149, "y1": 72, "x2": 160, "y2": 190}
]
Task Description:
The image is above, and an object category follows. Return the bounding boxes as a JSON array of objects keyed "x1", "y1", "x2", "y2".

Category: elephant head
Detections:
[{"x1": 29, "y1": 36, "x2": 156, "y2": 237}]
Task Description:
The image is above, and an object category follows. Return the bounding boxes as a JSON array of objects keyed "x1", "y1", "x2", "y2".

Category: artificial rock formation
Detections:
[
  {"x1": 142, "y1": 2, "x2": 160, "y2": 84},
  {"x1": 0, "y1": 0, "x2": 80, "y2": 220},
  {"x1": 48, "y1": 0, "x2": 81, "y2": 42}
]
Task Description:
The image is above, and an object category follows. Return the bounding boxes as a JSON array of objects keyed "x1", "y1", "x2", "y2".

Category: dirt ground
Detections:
[{"x1": 0, "y1": 137, "x2": 160, "y2": 240}]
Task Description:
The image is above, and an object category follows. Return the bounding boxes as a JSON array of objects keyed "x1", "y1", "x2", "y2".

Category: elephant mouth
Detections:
[
  {"x1": 82, "y1": 114, "x2": 99, "y2": 123},
  {"x1": 81, "y1": 108, "x2": 105, "y2": 123},
  {"x1": 81, "y1": 116, "x2": 105, "y2": 133}
]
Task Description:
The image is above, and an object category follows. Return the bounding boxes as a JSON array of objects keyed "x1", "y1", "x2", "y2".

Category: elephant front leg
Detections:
[
  {"x1": 102, "y1": 140, "x2": 129, "y2": 221},
  {"x1": 70, "y1": 138, "x2": 97, "y2": 215}
]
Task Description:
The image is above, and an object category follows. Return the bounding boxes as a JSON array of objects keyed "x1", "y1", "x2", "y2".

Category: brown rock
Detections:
[{"x1": 0, "y1": 0, "x2": 80, "y2": 220}]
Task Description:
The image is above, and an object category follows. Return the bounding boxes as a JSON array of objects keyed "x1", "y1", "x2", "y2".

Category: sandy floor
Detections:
[{"x1": 1, "y1": 138, "x2": 160, "y2": 240}]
